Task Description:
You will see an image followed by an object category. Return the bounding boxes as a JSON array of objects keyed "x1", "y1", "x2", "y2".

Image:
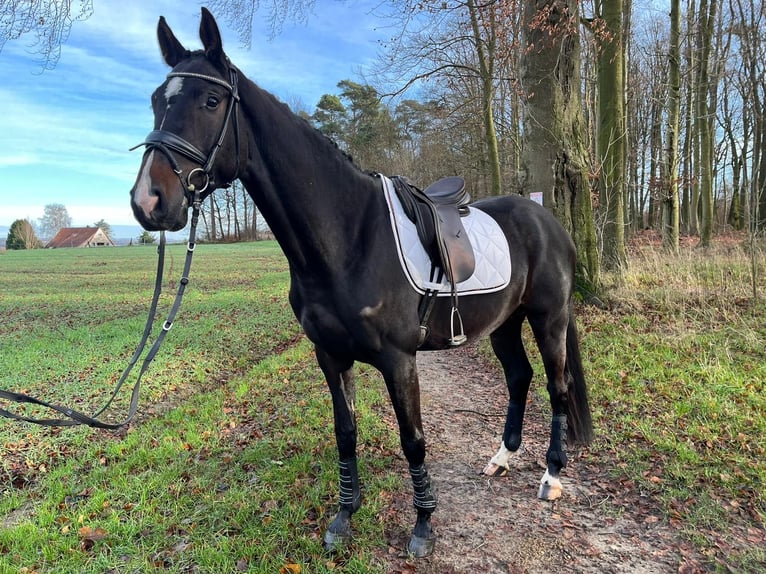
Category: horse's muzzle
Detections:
[{"x1": 130, "y1": 187, "x2": 189, "y2": 232}]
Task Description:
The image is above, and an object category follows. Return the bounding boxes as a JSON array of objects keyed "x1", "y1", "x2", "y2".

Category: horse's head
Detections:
[{"x1": 130, "y1": 8, "x2": 241, "y2": 231}]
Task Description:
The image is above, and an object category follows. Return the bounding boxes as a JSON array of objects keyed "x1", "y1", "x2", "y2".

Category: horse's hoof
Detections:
[
  {"x1": 537, "y1": 469, "x2": 563, "y2": 501},
  {"x1": 323, "y1": 529, "x2": 351, "y2": 554},
  {"x1": 408, "y1": 534, "x2": 436, "y2": 558},
  {"x1": 481, "y1": 461, "x2": 508, "y2": 477}
]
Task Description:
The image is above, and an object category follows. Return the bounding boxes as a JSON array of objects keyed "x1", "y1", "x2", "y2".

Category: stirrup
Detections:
[{"x1": 448, "y1": 307, "x2": 467, "y2": 347}]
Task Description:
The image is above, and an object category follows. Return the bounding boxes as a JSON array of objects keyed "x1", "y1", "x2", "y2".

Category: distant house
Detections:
[{"x1": 46, "y1": 227, "x2": 115, "y2": 248}]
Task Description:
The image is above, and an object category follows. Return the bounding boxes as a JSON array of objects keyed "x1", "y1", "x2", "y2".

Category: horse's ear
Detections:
[
  {"x1": 199, "y1": 7, "x2": 226, "y2": 67},
  {"x1": 157, "y1": 16, "x2": 187, "y2": 68}
]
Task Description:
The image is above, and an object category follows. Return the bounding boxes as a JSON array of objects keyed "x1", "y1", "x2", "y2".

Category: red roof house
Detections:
[{"x1": 46, "y1": 227, "x2": 115, "y2": 248}]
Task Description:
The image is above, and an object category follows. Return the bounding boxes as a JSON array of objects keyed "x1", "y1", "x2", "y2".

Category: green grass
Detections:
[
  {"x1": 1, "y1": 238, "x2": 764, "y2": 572},
  {"x1": 0, "y1": 243, "x2": 399, "y2": 573},
  {"x1": 579, "y1": 239, "x2": 766, "y2": 571}
]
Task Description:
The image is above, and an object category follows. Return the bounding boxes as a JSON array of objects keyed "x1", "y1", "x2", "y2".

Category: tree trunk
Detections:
[
  {"x1": 662, "y1": 0, "x2": 682, "y2": 253},
  {"x1": 648, "y1": 99, "x2": 662, "y2": 230},
  {"x1": 467, "y1": 0, "x2": 502, "y2": 196},
  {"x1": 596, "y1": 0, "x2": 628, "y2": 271},
  {"x1": 209, "y1": 194, "x2": 217, "y2": 241},
  {"x1": 758, "y1": 117, "x2": 766, "y2": 228},
  {"x1": 682, "y1": 0, "x2": 697, "y2": 234},
  {"x1": 521, "y1": 0, "x2": 600, "y2": 295},
  {"x1": 696, "y1": 0, "x2": 717, "y2": 247}
]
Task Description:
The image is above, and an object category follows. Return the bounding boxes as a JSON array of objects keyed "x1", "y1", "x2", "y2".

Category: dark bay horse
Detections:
[{"x1": 130, "y1": 8, "x2": 593, "y2": 558}]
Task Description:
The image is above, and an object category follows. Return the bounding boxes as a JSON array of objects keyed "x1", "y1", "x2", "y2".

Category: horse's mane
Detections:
[
  {"x1": 178, "y1": 50, "x2": 371, "y2": 180},
  {"x1": 228, "y1": 61, "x2": 366, "y2": 174}
]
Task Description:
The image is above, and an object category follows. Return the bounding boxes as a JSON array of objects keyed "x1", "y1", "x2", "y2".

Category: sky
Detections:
[{"x1": 0, "y1": 0, "x2": 388, "y2": 230}]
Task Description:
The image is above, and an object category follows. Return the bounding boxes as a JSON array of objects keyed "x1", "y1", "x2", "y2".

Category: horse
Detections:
[{"x1": 129, "y1": 8, "x2": 594, "y2": 558}]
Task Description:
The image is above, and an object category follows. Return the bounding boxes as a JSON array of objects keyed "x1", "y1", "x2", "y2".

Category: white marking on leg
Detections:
[
  {"x1": 134, "y1": 150, "x2": 158, "y2": 217},
  {"x1": 490, "y1": 442, "x2": 515, "y2": 470},
  {"x1": 482, "y1": 440, "x2": 519, "y2": 475},
  {"x1": 537, "y1": 469, "x2": 563, "y2": 501}
]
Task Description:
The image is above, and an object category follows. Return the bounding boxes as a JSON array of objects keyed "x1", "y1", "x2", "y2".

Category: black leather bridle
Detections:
[
  {"x1": 131, "y1": 64, "x2": 241, "y2": 201},
  {"x1": 0, "y1": 66, "x2": 242, "y2": 429}
]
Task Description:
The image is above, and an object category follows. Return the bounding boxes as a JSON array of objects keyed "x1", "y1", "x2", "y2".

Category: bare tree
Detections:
[
  {"x1": 205, "y1": 0, "x2": 314, "y2": 47},
  {"x1": 696, "y1": 0, "x2": 719, "y2": 248},
  {"x1": 662, "y1": 0, "x2": 682, "y2": 253},
  {"x1": 0, "y1": 0, "x2": 93, "y2": 69},
  {"x1": 0, "y1": 0, "x2": 305, "y2": 70},
  {"x1": 37, "y1": 203, "x2": 72, "y2": 240},
  {"x1": 370, "y1": 1, "x2": 519, "y2": 196},
  {"x1": 593, "y1": 0, "x2": 628, "y2": 271}
]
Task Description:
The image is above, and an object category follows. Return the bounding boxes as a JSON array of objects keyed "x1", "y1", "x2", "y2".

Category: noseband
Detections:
[{"x1": 132, "y1": 64, "x2": 241, "y2": 201}]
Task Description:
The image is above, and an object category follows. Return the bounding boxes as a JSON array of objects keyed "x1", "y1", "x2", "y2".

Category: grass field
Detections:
[{"x1": 0, "y1": 238, "x2": 764, "y2": 572}]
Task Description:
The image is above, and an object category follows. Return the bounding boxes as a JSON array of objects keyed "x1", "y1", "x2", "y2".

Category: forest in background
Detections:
[{"x1": 200, "y1": 0, "x2": 763, "y2": 290}]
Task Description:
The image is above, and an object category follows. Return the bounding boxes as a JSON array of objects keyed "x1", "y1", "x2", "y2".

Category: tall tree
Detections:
[
  {"x1": 37, "y1": 203, "x2": 71, "y2": 240},
  {"x1": 681, "y1": 0, "x2": 698, "y2": 234},
  {"x1": 314, "y1": 80, "x2": 401, "y2": 173},
  {"x1": 732, "y1": 0, "x2": 766, "y2": 230},
  {"x1": 6, "y1": 219, "x2": 41, "y2": 250},
  {"x1": 521, "y1": 0, "x2": 600, "y2": 294},
  {"x1": 595, "y1": 0, "x2": 628, "y2": 271},
  {"x1": 696, "y1": 0, "x2": 718, "y2": 248},
  {"x1": 372, "y1": 1, "x2": 516, "y2": 196},
  {"x1": 466, "y1": 0, "x2": 502, "y2": 195},
  {"x1": 662, "y1": 0, "x2": 682, "y2": 253},
  {"x1": 312, "y1": 94, "x2": 347, "y2": 145}
]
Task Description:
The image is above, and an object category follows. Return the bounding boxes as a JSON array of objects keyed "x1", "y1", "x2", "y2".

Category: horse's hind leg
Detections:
[
  {"x1": 315, "y1": 347, "x2": 363, "y2": 552},
  {"x1": 528, "y1": 308, "x2": 571, "y2": 501},
  {"x1": 483, "y1": 313, "x2": 534, "y2": 476}
]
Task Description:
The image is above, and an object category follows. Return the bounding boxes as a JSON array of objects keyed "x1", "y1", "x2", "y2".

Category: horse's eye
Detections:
[{"x1": 206, "y1": 95, "x2": 220, "y2": 109}]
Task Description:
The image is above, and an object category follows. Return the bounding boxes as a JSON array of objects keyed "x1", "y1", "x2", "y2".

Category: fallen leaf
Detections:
[
  {"x1": 280, "y1": 564, "x2": 301, "y2": 574},
  {"x1": 78, "y1": 526, "x2": 108, "y2": 541}
]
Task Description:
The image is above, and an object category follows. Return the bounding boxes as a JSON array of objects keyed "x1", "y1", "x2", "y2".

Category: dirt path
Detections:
[{"x1": 377, "y1": 345, "x2": 708, "y2": 574}]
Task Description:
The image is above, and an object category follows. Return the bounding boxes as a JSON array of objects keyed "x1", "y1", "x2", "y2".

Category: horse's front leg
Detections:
[
  {"x1": 315, "y1": 348, "x2": 362, "y2": 551},
  {"x1": 382, "y1": 351, "x2": 437, "y2": 558}
]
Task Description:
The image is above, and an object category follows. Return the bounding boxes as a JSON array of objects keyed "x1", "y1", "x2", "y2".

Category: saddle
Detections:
[{"x1": 390, "y1": 175, "x2": 476, "y2": 346}]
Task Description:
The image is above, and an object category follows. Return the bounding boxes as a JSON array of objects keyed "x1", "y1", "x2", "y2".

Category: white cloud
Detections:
[
  {"x1": 0, "y1": 154, "x2": 38, "y2": 167},
  {"x1": 0, "y1": 0, "x2": 387, "y2": 227}
]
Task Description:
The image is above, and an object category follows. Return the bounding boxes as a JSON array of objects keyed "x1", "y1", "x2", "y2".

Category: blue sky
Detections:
[{"x1": 0, "y1": 0, "x2": 387, "y2": 229}]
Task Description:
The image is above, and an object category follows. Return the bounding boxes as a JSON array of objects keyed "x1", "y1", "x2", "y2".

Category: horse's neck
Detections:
[{"x1": 238, "y1": 81, "x2": 382, "y2": 272}]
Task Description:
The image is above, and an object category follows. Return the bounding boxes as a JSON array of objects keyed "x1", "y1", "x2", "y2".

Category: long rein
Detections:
[
  {"x1": 0, "y1": 195, "x2": 203, "y2": 430},
  {"x1": 0, "y1": 66, "x2": 242, "y2": 430}
]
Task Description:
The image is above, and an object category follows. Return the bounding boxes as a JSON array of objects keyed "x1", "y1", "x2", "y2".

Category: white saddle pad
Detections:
[{"x1": 381, "y1": 176, "x2": 511, "y2": 296}]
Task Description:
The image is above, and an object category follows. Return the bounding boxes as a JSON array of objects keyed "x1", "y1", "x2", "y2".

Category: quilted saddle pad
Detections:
[{"x1": 381, "y1": 175, "x2": 511, "y2": 296}]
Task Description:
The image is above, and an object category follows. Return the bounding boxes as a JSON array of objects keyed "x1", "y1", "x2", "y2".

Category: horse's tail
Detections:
[{"x1": 565, "y1": 304, "x2": 594, "y2": 446}]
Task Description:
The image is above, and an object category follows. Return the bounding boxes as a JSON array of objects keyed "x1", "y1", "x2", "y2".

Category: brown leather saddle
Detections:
[{"x1": 390, "y1": 175, "x2": 476, "y2": 346}]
